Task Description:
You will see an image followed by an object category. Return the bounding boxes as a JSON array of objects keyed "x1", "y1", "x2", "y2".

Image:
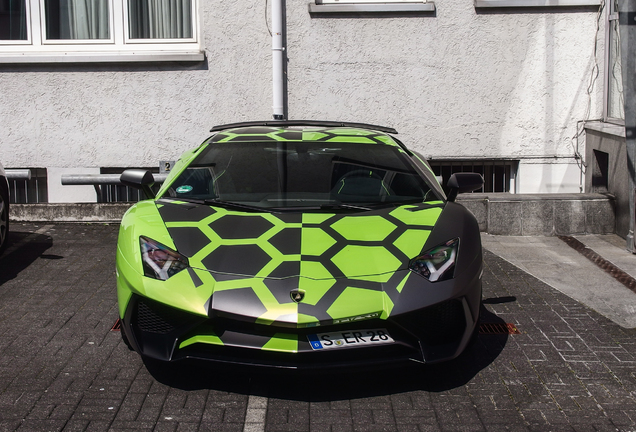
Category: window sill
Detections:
[
  {"x1": 474, "y1": 0, "x2": 601, "y2": 7},
  {"x1": 584, "y1": 121, "x2": 626, "y2": 139},
  {"x1": 308, "y1": 2, "x2": 436, "y2": 14},
  {"x1": 0, "y1": 51, "x2": 205, "y2": 64}
]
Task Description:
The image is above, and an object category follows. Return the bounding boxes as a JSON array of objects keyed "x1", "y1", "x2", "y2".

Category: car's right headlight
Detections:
[
  {"x1": 409, "y1": 238, "x2": 458, "y2": 282},
  {"x1": 140, "y1": 236, "x2": 189, "y2": 281}
]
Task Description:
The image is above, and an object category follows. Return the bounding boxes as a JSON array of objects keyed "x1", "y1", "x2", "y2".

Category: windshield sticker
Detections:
[{"x1": 176, "y1": 185, "x2": 193, "y2": 194}]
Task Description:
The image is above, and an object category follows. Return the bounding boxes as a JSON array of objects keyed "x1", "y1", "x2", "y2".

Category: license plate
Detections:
[{"x1": 307, "y1": 329, "x2": 394, "y2": 350}]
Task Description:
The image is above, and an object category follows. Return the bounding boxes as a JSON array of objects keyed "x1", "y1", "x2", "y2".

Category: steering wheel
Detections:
[
  {"x1": 337, "y1": 169, "x2": 384, "y2": 182},
  {"x1": 333, "y1": 169, "x2": 391, "y2": 197}
]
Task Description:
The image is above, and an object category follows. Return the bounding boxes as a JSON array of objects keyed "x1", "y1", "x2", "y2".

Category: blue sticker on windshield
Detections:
[{"x1": 176, "y1": 185, "x2": 193, "y2": 194}]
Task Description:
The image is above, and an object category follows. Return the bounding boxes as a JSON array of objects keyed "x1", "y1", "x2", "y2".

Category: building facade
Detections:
[{"x1": 0, "y1": 0, "x2": 613, "y2": 203}]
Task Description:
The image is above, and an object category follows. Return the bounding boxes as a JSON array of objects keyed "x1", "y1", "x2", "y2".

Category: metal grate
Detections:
[
  {"x1": 8, "y1": 168, "x2": 48, "y2": 203},
  {"x1": 135, "y1": 301, "x2": 181, "y2": 334},
  {"x1": 429, "y1": 159, "x2": 518, "y2": 193},
  {"x1": 559, "y1": 236, "x2": 636, "y2": 293},
  {"x1": 479, "y1": 322, "x2": 520, "y2": 335}
]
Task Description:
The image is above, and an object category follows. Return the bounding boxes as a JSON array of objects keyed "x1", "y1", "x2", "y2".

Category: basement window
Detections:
[
  {"x1": 9, "y1": 168, "x2": 48, "y2": 204},
  {"x1": 428, "y1": 159, "x2": 518, "y2": 194},
  {"x1": 474, "y1": 0, "x2": 601, "y2": 7}
]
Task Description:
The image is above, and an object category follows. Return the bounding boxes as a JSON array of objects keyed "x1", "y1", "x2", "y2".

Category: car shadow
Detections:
[
  {"x1": 0, "y1": 230, "x2": 53, "y2": 285},
  {"x1": 144, "y1": 299, "x2": 512, "y2": 399}
]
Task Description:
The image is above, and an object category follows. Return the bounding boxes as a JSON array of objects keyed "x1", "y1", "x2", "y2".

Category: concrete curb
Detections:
[
  {"x1": 10, "y1": 203, "x2": 133, "y2": 223},
  {"x1": 459, "y1": 193, "x2": 615, "y2": 236},
  {"x1": 9, "y1": 192, "x2": 617, "y2": 236}
]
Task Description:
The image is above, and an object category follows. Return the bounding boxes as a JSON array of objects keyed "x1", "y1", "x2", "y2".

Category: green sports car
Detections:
[{"x1": 116, "y1": 120, "x2": 484, "y2": 369}]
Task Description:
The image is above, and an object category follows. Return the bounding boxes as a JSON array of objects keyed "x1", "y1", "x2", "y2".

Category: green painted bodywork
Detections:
[{"x1": 116, "y1": 125, "x2": 449, "y2": 356}]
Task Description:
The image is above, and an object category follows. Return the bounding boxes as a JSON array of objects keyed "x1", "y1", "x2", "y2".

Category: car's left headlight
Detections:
[
  {"x1": 140, "y1": 236, "x2": 189, "y2": 281},
  {"x1": 409, "y1": 238, "x2": 459, "y2": 282}
]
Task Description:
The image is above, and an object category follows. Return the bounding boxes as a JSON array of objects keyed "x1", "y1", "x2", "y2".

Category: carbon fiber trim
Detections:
[{"x1": 210, "y1": 120, "x2": 398, "y2": 135}]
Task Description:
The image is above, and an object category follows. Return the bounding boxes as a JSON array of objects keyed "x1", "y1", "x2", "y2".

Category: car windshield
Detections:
[{"x1": 163, "y1": 139, "x2": 441, "y2": 210}]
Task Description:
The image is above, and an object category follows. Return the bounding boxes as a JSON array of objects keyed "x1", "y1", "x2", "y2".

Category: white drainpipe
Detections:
[{"x1": 272, "y1": 0, "x2": 285, "y2": 120}]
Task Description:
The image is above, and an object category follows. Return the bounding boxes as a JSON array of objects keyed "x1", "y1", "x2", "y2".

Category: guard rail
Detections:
[
  {"x1": 5, "y1": 169, "x2": 32, "y2": 180},
  {"x1": 61, "y1": 173, "x2": 168, "y2": 203}
]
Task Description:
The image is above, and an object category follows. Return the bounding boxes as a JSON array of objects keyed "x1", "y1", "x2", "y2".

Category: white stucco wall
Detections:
[
  {"x1": 47, "y1": 167, "x2": 100, "y2": 203},
  {"x1": 0, "y1": 1, "x2": 604, "y2": 201},
  {"x1": 287, "y1": 1, "x2": 604, "y2": 166}
]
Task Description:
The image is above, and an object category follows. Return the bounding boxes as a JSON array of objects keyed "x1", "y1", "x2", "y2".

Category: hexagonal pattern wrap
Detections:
[{"x1": 157, "y1": 199, "x2": 444, "y2": 328}]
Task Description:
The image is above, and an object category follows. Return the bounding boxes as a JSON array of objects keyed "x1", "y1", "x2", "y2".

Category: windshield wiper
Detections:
[
  {"x1": 319, "y1": 203, "x2": 374, "y2": 211},
  {"x1": 204, "y1": 199, "x2": 270, "y2": 213},
  {"x1": 320, "y1": 199, "x2": 431, "y2": 212}
]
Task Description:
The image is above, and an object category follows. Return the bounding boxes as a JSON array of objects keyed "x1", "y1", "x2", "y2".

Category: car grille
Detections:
[{"x1": 135, "y1": 298, "x2": 195, "y2": 334}]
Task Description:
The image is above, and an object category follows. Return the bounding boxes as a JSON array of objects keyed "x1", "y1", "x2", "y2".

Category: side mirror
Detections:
[
  {"x1": 447, "y1": 173, "x2": 484, "y2": 202},
  {"x1": 120, "y1": 169, "x2": 156, "y2": 199}
]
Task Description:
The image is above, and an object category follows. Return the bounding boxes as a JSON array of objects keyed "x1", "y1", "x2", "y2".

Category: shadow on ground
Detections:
[
  {"x1": 0, "y1": 230, "x2": 53, "y2": 285},
  {"x1": 144, "y1": 298, "x2": 511, "y2": 400}
]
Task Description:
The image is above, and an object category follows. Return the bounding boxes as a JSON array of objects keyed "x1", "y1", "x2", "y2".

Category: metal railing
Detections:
[
  {"x1": 61, "y1": 173, "x2": 168, "y2": 203},
  {"x1": 6, "y1": 168, "x2": 49, "y2": 204},
  {"x1": 5, "y1": 169, "x2": 32, "y2": 181}
]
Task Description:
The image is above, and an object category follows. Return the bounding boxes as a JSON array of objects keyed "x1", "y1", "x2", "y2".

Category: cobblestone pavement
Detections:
[{"x1": 1, "y1": 223, "x2": 636, "y2": 432}]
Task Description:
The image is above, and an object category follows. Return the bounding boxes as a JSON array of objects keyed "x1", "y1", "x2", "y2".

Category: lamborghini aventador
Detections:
[{"x1": 115, "y1": 120, "x2": 484, "y2": 369}]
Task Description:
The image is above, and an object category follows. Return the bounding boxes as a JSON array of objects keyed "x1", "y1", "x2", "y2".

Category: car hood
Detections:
[
  {"x1": 124, "y1": 198, "x2": 456, "y2": 326},
  {"x1": 156, "y1": 198, "x2": 445, "y2": 281}
]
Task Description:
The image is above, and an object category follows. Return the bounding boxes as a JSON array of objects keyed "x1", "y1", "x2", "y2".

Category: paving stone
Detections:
[{"x1": 5, "y1": 224, "x2": 636, "y2": 431}]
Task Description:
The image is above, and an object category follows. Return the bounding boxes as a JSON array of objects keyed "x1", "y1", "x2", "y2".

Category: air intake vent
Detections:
[
  {"x1": 135, "y1": 299, "x2": 188, "y2": 334},
  {"x1": 392, "y1": 299, "x2": 466, "y2": 345}
]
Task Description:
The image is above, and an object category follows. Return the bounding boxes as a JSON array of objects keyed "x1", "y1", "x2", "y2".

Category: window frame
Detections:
[
  {"x1": 309, "y1": 0, "x2": 436, "y2": 14},
  {"x1": 0, "y1": 0, "x2": 33, "y2": 45},
  {"x1": 40, "y1": 0, "x2": 116, "y2": 45},
  {"x1": 122, "y1": 0, "x2": 197, "y2": 45},
  {"x1": 473, "y1": 0, "x2": 601, "y2": 8},
  {"x1": 316, "y1": 0, "x2": 429, "y2": 3},
  {"x1": 603, "y1": 0, "x2": 625, "y2": 125},
  {"x1": 0, "y1": 0, "x2": 203, "y2": 63}
]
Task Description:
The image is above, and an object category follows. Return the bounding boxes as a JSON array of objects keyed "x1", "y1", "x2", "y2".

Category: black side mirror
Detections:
[
  {"x1": 447, "y1": 173, "x2": 484, "y2": 202},
  {"x1": 120, "y1": 169, "x2": 156, "y2": 199}
]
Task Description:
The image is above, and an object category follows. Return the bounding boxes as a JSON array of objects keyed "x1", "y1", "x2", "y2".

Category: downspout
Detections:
[
  {"x1": 618, "y1": 0, "x2": 635, "y2": 252},
  {"x1": 272, "y1": 0, "x2": 287, "y2": 120}
]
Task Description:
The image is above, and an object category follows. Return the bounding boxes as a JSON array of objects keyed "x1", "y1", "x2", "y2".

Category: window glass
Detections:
[
  {"x1": 128, "y1": 0, "x2": 192, "y2": 39},
  {"x1": 44, "y1": 0, "x2": 109, "y2": 40},
  {"x1": 166, "y1": 140, "x2": 438, "y2": 209},
  {"x1": 0, "y1": 0, "x2": 28, "y2": 40}
]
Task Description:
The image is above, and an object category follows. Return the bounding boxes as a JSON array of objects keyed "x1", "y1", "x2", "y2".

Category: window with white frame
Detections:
[
  {"x1": 316, "y1": 0, "x2": 427, "y2": 3},
  {"x1": 309, "y1": 0, "x2": 436, "y2": 13},
  {"x1": 604, "y1": 0, "x2": 624, "y2": 123},
  {"x1": 0, "y1": 0, "x2": 202, "y2": 62}
]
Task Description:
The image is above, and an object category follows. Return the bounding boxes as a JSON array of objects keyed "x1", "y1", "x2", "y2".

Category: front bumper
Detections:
[{"x1": 121, "y1": 285, "x2": 480, "y2": 370}]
